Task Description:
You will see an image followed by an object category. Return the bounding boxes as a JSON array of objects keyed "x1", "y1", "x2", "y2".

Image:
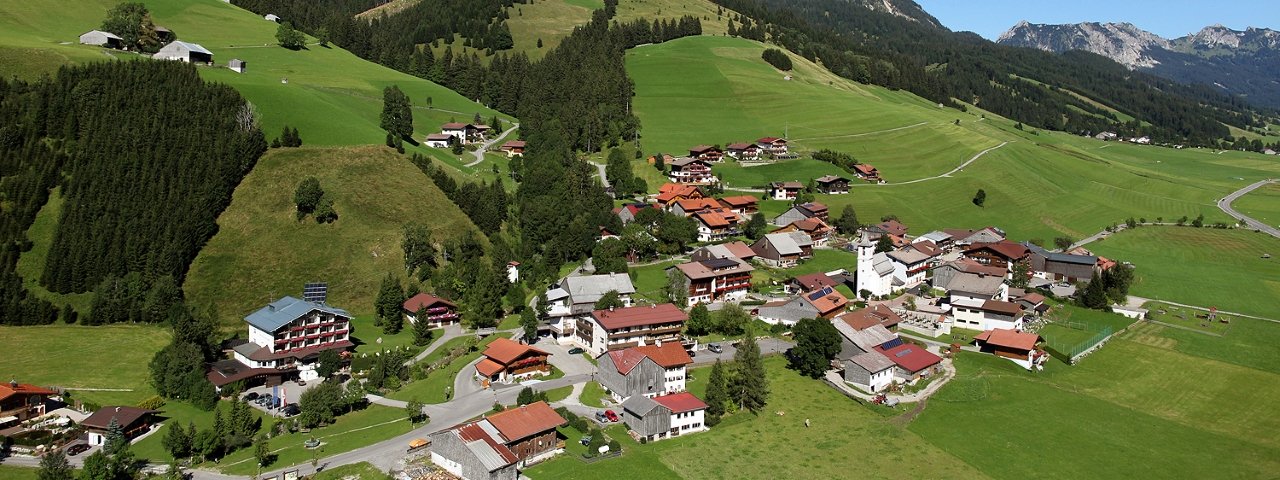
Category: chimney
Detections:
[
  {"x1": 609, "y1": 306, "x2": 615, "y2": 312},
  {"x1": 115, "y1": 407, "x2": 121, "y2": 413},
  {"x1": 9, "y1": 379, "x2": 17, "y2": 389}
]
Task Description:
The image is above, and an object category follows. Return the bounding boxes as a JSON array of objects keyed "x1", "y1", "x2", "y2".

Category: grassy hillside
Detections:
[
  {"x1": 184, "y1": 146, "x2": 482, "y2": 325},
  {"x1": 627, "y1": 35, "x2": 1280, "y2": 241},
  {"x1": 506, "y1": 0, "x2": 597, "y2": 60},
  {"x1": 0, "y1": 324, "x2": 171, "y2": 406},
  {"x1": 0, "y1": 0, "x2": 512, "y2": 169}
]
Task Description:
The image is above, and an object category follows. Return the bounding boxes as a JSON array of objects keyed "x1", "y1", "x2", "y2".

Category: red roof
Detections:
[
  {"x1": 403, "y1": 293, "x2": 456, "y2": 313},
  {"x1": 792, "y1": 272, "x2": 836, "y2": 290},
  {"x1": 675, "y1": 198, "x2": 722, "y2": 213},
  {"x1": 482, "y1": 337, "x2": 550, "y2": 365},
  {"x1": 652, "y1": 392, "x2": 708, "y2": 413},
  {"x1": 975, "y1": 329, "x2": 1040, "y2": 351},
  {"x1": 456, "y1": 423, "x2": 519, "y2": 466},
  {"x1": 717, "y1": 195, "x2": 758, "y2": 207},
  {"x1": 722, "y1": 241, "x2": 756, "y2": 260},
  {"x1": 485, "y1": 401, "x2": 567, "y2": 441},
  {"x1": 476, "y1": 358, "x2": 504, "y2": 377},
  {"x1": 656, "y1": 184, "x2": 703, "y2": 203},
  {"x1": 966, "y1": 241, "x2": 1030, "y2": 261},
  {"x1": 950, "y1": 259, "x2": 1007, "y2": 277},
  {"x1": 693, "y1": 208, "x2": 740, "y2": 228},
  {"x1": 726, "y1": 142, "x2": 757, "y2": 150},
  {"x1": 854, "y1": 164, "x2": 878, "y2": 175},
  {"x1": 877, "y1": 219, "x2": 908, "y2": 237},
  {"x1": 592, "y1": 304, "x2": 687, "y2": 330},
  {"x1": 757, "y1": 137, "x2": 785, "y2": 144},
  {"x1": 837, "y1": 305, "x2": 903, "y2": 330},
  {"x1": 0, "y1": 383, "x2": 56, "y2": 403},
  {"x1": 806, "y1": 288, "x2": 848, "y2": 315},
  {"x1": 441, "y1": 122, "x2": 469, "y2": 129},
  {"x1": 605, "y1": 343, "x2": 693, "y2": 375},
  {"x1": 874, "y1": 343, "x2": 942, "y2": 373},
  {"x1": 500, "y1": 140, "x2": 526, "y2": 149}
]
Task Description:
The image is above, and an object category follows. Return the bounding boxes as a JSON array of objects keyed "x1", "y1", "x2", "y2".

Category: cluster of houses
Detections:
[
  {"x1": 79, "y1": 29, "x2": 250, "y2": 72},
  {"x1": 1093, "y1": 131, "x2": 1152, "y2": 144},
  {"x1": 661, "y1": 137, "x2": 791, "y2": 185}
]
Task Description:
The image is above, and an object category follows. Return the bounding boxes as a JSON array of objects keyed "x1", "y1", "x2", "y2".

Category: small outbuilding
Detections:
[
  {"x1": 79, "y1": 30, "x2": 123, "y2": 48},
  {"x1": 228, "y1": 59, "x2": 246, "y2": 73},
  {"x1": 264, "y1": 14, "x2": 281, "y2": 22},
  {"x1": 154, "y1": 41, "x2": 213, "y2": 64}
]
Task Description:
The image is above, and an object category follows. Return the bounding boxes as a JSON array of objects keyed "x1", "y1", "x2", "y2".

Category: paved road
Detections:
[
  {"x1": 690, "y1": 337, "x2": 794, "y2": 366},
  {"x1": 464, "y1": 123, "x2": 519, "y2": 168},
  {"x1": 587, "y1": 161, "x2": 609, "y2": 188},
  {"x1": 1217, "y1": 179, "x2": 1279, "y2": 239}
]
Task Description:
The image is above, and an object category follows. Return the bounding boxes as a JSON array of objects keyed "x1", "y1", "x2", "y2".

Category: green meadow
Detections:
[{"x1": 0, "y1": 324, "x2": 171, "y2": 406}]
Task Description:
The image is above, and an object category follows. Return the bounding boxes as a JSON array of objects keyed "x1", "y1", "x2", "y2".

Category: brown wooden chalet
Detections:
[
  {"x1": 814, "y1": 175, "x2": 851, "y2": 194},
  {"x1": 403, "y1": 293, "x2": 460, "y2": 327},
  {"x1": 476, "y1": 338, "x2": 552, "y2": 385},
  {"x1": 688, "y1": 145, "x2": 724, "y2": 162}
]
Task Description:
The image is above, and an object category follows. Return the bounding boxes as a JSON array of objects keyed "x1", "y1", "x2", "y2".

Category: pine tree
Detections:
[
  {"x1": 103, "y1": 417, "x2": 128, "y2": 456},
  {"x1": 162, "y1": 421, "x2": 190, "y2": 458},
  {"x1": 380, "y1": 85, "x2": 413, "y2": 139},
  {"x1": 835, "y1": 205, "x2": 860, "y2": 234},
  {"x1": 731, "y1": 335, "x2": 769, "y2": 413},
  {"x1": 376, "y1": 274, "x2": 405, "y2": 333},
  {"x1": 37, "y1": 449, "x2": 72, "y2": 480},
  {"x1": 520, "y1": 308, "x2": 538, "y2": 343},
  {"x1": 705, "y1": 359, "x2": 728, "y2": 425},
  {"x1": 412, "y1": 306, "x2": 434, "y2": 346}
]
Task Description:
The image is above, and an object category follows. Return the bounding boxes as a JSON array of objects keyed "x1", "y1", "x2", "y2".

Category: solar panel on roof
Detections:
[
  {"x1": 895, "y1": 349, "x2": 913, "y2": 358},
  {"x1": 303, "y1": 282, "x2": 328, "y2": 303},
  {"x1": 702, "y1": 258, "x2": 739, "y2": 270},
  {"x1": 807, "y1": 286, "x2": 834, "y2": 301},
  {"x1": 880, "y1": 337, "x2": 904, "y2": 349}
]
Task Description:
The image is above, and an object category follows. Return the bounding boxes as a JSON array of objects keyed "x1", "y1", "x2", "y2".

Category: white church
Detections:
[{"x1": 855, "y1": 232, "x2": 896, "y2": 299}]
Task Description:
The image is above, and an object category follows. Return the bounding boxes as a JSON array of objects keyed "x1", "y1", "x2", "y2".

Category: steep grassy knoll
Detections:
[{"x1": 183, "y1": 146, "x2": 482, "y2": 325}]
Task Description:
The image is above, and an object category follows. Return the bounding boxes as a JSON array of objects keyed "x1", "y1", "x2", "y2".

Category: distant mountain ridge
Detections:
[{"x1": 998, "y1": 21, "x2": 1280, "y2": 108}]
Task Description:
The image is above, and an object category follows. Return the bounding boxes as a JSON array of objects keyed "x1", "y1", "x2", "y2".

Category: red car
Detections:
[{"x1": 604, "y1": 410, "x2": 619, "y2": 422}]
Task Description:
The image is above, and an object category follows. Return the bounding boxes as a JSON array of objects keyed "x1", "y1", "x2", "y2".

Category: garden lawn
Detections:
[
  {"x1": 0, "y1": 324, "x2": 170, "y2": 406},
  {"x1": 387, "y1": 334, "x2": 508, "y2": 404},
  {"x1": 543, "y1": 385, "x2": 574, "y2": 403},
  {"x1": 348, "y1": 315, "x2": 439, "y2": 359},
  {"x1": 628, "y1": 259, "x2": 682, "y2": 303},
  {"x1": 912, "y1": 344, "x2": 1280, "y2": 479},
  {"x1": 313, "y1": 462, "x2": 392, "y2": 480},
  {"x1": 1087, "y1": 226, "x2": 1280, "y2": 320},
  {"x1": 578, "y1": 381, "x2": 607, "y2": 408},
  {"x1": 132, "y1": 399, "x2": 270, "y2": 463},
  {"x1": 218, "y1": 405, "x2": 412, "y2": 475},
  {"x1": 0, "y1": 466, "x2": 41, "y2": 480}
]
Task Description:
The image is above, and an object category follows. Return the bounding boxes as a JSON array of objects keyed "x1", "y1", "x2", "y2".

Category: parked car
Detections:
[
  {"x1": 244, "y1": 392, "x2": 259, "y2": 401},
  {"x1": 66, "y1": 444, "x2": 90, "y2": 456},
  {"x1": 604, "y1": 410, "x2": 619, "y2": 422},
  {"x1": 568, "y1": 347, "x2": 585, "y2": 355},
  {"x1": 707, "y1": 343, "x2": 723, "y2": 353},
  {"x1": 281, "y1": 404, "x2": 300, "y2": 417},
  {"x1": 594, "y1": 411, "x2": 608, "y2": 422},
  {"x1": 579, "y1": 436, "x2": 592, "y2": 446}
]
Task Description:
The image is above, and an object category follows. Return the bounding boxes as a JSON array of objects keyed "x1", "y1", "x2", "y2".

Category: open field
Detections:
[
  {"x1": 183, "y1": 146, "x2": 482, "y2": 326},
  {"x1": 0, "y1": 324, "x2": 170, "y2": 406},
  {"x1": 0, "y1": 0, "x2": 512, "y2": 170},
  {"x1": 912, "y1": 345, "x2": 1280, "y2": 479},
  {"x1": 16, "y1": 188, "x2": 93, "y2": 315},
  {"x1": 1038, "y1": 303, "x2": 1136, "y2": 348},
  {"x1": 527, "y1": 357, "x2": 983, "y2": 479},
  {"x1": 1087, "y1": 226, "x2": 1280, "y2": 320},
  {"x1": 505, "y1": 0, "x2": 596, "y2": 60},
  {"x1": 628, "y1": 35, "x2": 1280, "y2": 241},
  {"x1": 0, "y1": 466, "x2": 41, "y2": 480}
]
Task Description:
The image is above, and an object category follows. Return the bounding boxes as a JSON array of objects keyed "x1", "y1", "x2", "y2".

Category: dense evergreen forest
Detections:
[
  {"x1": 713, "y1": 0, "x2": 1270, "y2": 145},
  {"x1": 0, "y1": 61, "x2": 266, "y2": 325}
]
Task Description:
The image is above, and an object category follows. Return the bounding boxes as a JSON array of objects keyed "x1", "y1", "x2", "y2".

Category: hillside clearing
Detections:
[{"x1": 0, "y1": 324, "x2": 171, "y2": 406}]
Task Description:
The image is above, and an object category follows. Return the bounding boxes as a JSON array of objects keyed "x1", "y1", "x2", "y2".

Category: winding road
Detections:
[
  {"x1": 464, "y1": 123, "x2": 519, "y2": 168},
  {"x1": 1217, "y1": 179, "x2": 1279, "y2": 239}
]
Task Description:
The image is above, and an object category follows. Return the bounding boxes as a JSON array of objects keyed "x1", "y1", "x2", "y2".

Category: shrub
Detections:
[
  {"x1": 136, "y1": 395, "x2": 166, "y2": 410},
  {"x1": 761, "y1": 48, "x2": 793, "y2": 71}
]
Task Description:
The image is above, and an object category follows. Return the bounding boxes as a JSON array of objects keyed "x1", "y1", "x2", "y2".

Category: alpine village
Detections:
[{"x1": 0, "y1": 0, "x2": 1278, "y2": 479}]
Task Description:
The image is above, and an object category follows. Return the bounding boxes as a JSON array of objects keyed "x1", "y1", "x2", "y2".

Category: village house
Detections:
[
  {"x1": 576, "y1": 304, "x2": 688, "y2": 356},
  {"x1": 622, "y1": 392, "x2": 708, "y2": 442},
  {"x1": 403, "y1": 293, "x2": 460, "y2": 327},
  {"x1": 82, "y1": 406, "x2": 158, "y2": 447},
  {"x1": 0, "y1": 381, "x2": 56, "y2": 427},
  {"x1": 264, "y1": 13, "x2": 281, "y2": 22},
  {"x1": 670, "y1": 197, "x2": 723, "y2": 217},
  {"x1": 799, "y1": 286, "x2": 849, "y2": 319},
  {"x1": 596, "y1": 343, "x2": 693, "y2": 402},
  {"x1": 853, "y1": 164, "x2": 881, "y2": 182},
  {"x1": 855, "y1": 233, "x2": 896, "y2": 299},
  {"x1": 767, "y1": 181, "x2": 803, "y2": 201},
  {"x1": 950, "y1": 298, "x2": 1026, "y2": 331},
  {"x1": 835, "y1": 305, "x2": 903, "y2": 333},
  {"x1": 843, "y1": 351, "x2": 896, "y2": 393},
  {"x1": 667, "y1": 157, "x2": 717, "y2": 184},
  {"x1": 814, "y1": 175, "x2": 851, "y2": 194},
  {"x1": 1095, "y1": 131, "x2": 1117, "y2": 141},
  {"x1": 543, "y1": 273, "x2": 635, "y2": 344},
  {"x1": 655, "y1": 183, "x2": 704, "y2": 206},
  {"x1": 755, "y1": 137, "x2": 789, "y2": 157},
  {"x1": 1009, "y1": 289, "x2": 1049, "y2": 315},
  {"x1": 430, "y1": 401, "x2": 567, "y2": 480},
  {"x1": 647, "y1": 153, "x2": 676, "y2": 167},
  {"x1": 1023, "y1": 243, "x2": 1100, "y2": 283},
  {"x1": 154, "y1": 40, "x2": 213, "y2": 63},
  {"x1": 441, "y1": 123, "x2": 488, "y2": 144},
  {"x1": 689, "y1": 241, "x2": 755, "y2": 263},
  {"x1": 915, "y1": 231, "x2": 954, "y2": 251},
  {"x1": 867, "y1": 219, "x2": 909, "y2": 240},
  {"x1": 875, "y1": 340, "x2": 943, "y2": 381},
  {"x1": 614, "y1": 202, "x2": 659, "y2": 224},
  {"x1": 725, "y1": 142, "x2": 761, "y2": 160},
  {"x1": 773, "y1": 202, "x2": 828, "y2": 226},
  {"x1": 754, "y1": 286, "x2": 848, "y2": 324},
  {"x1": 944, "y1": 227, "x2": 1006, "y2": 249},
  {"x1": 787, "y1": 272, "x2": 837, "y2": 294},
  {"x1": 475, "y1": 338, "x2": 552, "y2": 385},
  {"x1": 688, "y1": 145, "x2": 724, "y2": 162},
  {"x1": 774, "y1": 217, "x2": 834, "y2": 246},
  {"x1": 886, "y1": 248, "x2": 932, "y2": 287},
  {"x1": 751, "y1": 231, "x2": 814, "y2": 267},
  {"x1": 832, "y1": 315, "x2": 899, "y2": 359},
  {"x1": 208, "y1": 296, "x2": 352, "y2": 389},
  {"x1": 79, "y1": 30, "x2": 123, "y2": 48},
  {"x1": 425, "y1": 133, "x2": 454, "y2": 148},
  {"x1": 499, "y1": 140, "x2": 526, "y2": 157},
  {"x1": 974, "y1": 329, "x2": 1046, "y2": 370},
  {"x1": 963, "y1": 240, "x2": 1030, "y2": 270},
  {"x1": 716, "y1": 195, "x2": 759, "y2": 217},
  {"x1": 671, "y1": 256, "x2": 753, "y2": 306},
  {"x1": 933, "y1": 260, "x2": 1009, "y2": 303}
]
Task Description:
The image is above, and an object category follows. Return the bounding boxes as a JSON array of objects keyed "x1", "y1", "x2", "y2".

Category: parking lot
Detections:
[{"x1": 241, "y1": 379, "x2": 316, "y2": 417}]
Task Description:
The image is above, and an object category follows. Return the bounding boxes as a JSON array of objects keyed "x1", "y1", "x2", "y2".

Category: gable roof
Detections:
[
  {"x1": 651, "y1": 392, "x2": 708, "y2": 413},
  {"x1": 871, "y1": 252, "x2": 895, "y2": 276},
  {"x1": 721, "y1": 241, "x2": 756, "y2": 260},
  {"x1": 837, "y1": 305, "x2": 903, "y2": 331},
  {"x1": 853, "y1": 164, "x2": 878, "y2": 175},
  {"x1": 482, "y1": 337, "x2": 550, "y2": 365},
  {"x1": 849, "y1": 351, "x2": 896, "y2": 372},
  {"x1": 966, "y1": 241, "x2": 1029, "y2": 260},
  {"x1": 441, "y1": 122, "x2": 470, "y2": 129},
  {"x1": 656, "y1": 184, "x2": 702, "y2": 203},
  {"x1": 81, "y1": 406, "x2": 156, "y2": 430},
  {"x1": 1023, "y1": 242, "x2": 1098, "y2": 266},
  {"x1": 168, "y1": 40, "x2": 212, "y2": 55},
  {"x1": 592, "y1": 304, "x2": 687, "y2": 330},
  {"x1": 84, "y1": 30, "x2": 123, "y2": 40},
  {"x1": 804, "y1": 287, "x2": 848, "y2": 314},
  {"x1": 832, "y1": 320, "x2": 897, "y2": 351},
  {"x1": 0, "y1": 383, "x2": 56, "y2": 403},
  {"x1": 769, "y1": 181, "x2": 804, "y2": 190},
  {"x1": 815, "y1": 175, "x2": 849, "y2": 184},
  {"x1": 937, "y1": 271, "x2": 1006, "y2": 297},
  {"x1": 726, "y1": 142, "x2": 758, "y2": 150},
  {"x1": 403, "y1": 293, "x2": 455, "y2": 313},
  {"x1": 875, "y1": 343, "x2": 942, "y2": 373},
  {"x1": 757, "y1": 232, "x2": 805, "y2": 256},
  {"x1": 757, "y1": 137, "x2": 782, "y2": 143},
  {"x1": 975, "y1": 329, "x2": 1040, "y2": 351},
  {"x1": 887, "y1": 248, "x2": 931, "y2": 265},
  {"x1": 500, "y1": 140, "x2": 526, "y2": 149},
  {"x1": 245, "y1": 296, "x2": 351, "y2": 333},
  {"x1": 944, "y1": 259, "x2": 1008, "y2": 277},
  {"x1": 605, "y1": 343, "x2": 693, "y2": 375},
  {"x1": 453, "y1": 423, "x2": 519, "y2": 470},
  {"x1": 717, "y1": 195, "x2": 758, "y2": 207},
  {"x1": 673, "y1": 257, "x2": 753, "y2": 280},
  {"x1": 689, "y1": 145, "x2": 721, "y2": 154},
  {"x1": 911, "y1": 240, "x2": 942, "y2": 257},
  {"x1": 874, "y1": 220, "x2": 908, "y2": 237},
  {"x1": 669, "y1": 157, "x2": 710, "y2": 168},
  {"x1": 918, "y1": 231, "x2": 953, "y2": 243},
  {"x1": 560, "y1": 274, "x2": 636, "y2": 304},
  {"x1": 484, "y1": 401, "x2": 566, "y2": 442},
  {"x1": 425, "y1": 133, "x2": 453, "y2": 141},
  {"x1": 792, "y1": 272, "x2": 837, "y2": 290},
  {"x1": 676, "y1": 198, "x2": 723, "y2": 213},
  {"x1": 622, "y1": 394, "x2": 665, "y2": 417},
  {"x1": 981, "y1": 300, "x2": 1024, "y2": 316}
]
